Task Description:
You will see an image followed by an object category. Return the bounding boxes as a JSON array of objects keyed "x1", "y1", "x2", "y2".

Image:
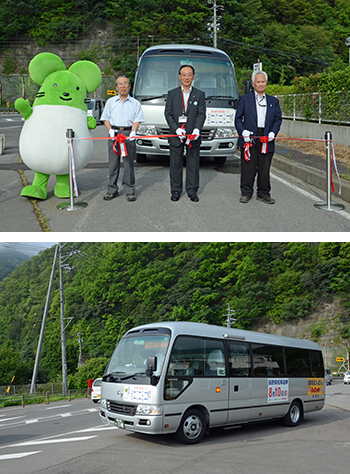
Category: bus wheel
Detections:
[
  {"x1": 176, "y1": 409, "x2": 206, "y2": 444},
  {"x1": 283, "y1": 400, "x2": 302, "y2": 427}
]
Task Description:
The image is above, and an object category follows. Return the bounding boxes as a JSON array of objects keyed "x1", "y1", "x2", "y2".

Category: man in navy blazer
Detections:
[
  {"x1": 165, "y1": 65, "x2": 206, "y2": 202},
  {"x1": 235, "y1": 70, "x2": 282, "y2": 204}
]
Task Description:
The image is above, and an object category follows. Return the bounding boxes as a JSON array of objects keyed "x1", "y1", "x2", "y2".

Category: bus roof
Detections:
[
  {"x1": 125, "y1": 321, "x2": 321, "y2": 351},
  {"x1": 139, "y1": 44, "x2": 231, "y2": 61}
]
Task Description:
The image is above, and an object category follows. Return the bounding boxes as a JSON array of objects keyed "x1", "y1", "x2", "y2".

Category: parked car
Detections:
[
  {"x1": 324, "y1": 368, "x2": 333, "y2": 385},
  {"x1": 343, "y1": 371, "x2": 350, "y2": 384},
  {"x1": 91, "y1": 378, "x2": 102, "y2": 403},
  {"x1": 86, "y1": 98, "x2": 105, "y2": 123}
]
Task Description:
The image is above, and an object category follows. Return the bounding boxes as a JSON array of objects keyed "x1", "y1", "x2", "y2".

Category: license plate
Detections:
[{"x1": 114, "y1": 418, "x2": 125, "y2": 429}]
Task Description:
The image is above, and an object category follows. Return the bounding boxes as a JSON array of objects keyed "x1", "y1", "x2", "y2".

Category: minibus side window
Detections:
[
  {"x1": 228, "y1": 341, "x2": 250, "y2": 377},
  {"x1": 310, "y1": 350, "x2": 324, "y2": 377},
  {"x1": 252, "y1": 344, "x2": 284, "y2": 377},
  {"x1": 285, "y1": 348, "x2": 311, "y2": 377}
]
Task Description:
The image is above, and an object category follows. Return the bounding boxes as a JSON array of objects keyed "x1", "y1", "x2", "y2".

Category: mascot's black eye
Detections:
[
  {"x1": 76, "y1": 87, "x2": 80, "y2": 91},
  {"x1": 53, "y1": 83, "x2": 57, "y2": 87}
]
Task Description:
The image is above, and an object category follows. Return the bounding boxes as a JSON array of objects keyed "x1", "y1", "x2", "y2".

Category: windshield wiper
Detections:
[
  {"x1": 205, "y1": 95, "x2": 232, "y2": 100},
  {"x1": 120, "y1": 372, "x2": 146, "y2": 381},
  {"x1": 140, "y1": 94, "x2": 167, "y2": 102},
  {"x1": 103, "y1": 371, "x2": 126, "y2": 382}
]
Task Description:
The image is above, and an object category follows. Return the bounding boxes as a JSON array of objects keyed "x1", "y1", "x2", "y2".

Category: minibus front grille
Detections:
[
  {"x1": 157, "y1": 127, "x2": 215, "y2": 140},
  {"x1": 107, "y1": 400, "x2": 137, "y2": 416}
]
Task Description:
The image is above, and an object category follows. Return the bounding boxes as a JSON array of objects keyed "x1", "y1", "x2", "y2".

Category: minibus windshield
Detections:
[
  {"x1": 134, "y1": 55, "x2": 238, "y2": 100},
  {"x1": 105, "y1": 333, "x2": 170, "y2": 378}
]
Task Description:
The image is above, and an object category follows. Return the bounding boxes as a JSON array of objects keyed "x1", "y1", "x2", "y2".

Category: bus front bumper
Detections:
[
  {"x1": 99, "y1": 407, "x2": 169, "y2": 435},
  {"x1": 135, "y1": 135, "x2": 238, "y2": 158}
]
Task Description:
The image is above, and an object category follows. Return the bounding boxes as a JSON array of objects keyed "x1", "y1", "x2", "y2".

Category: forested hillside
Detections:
[
  {"x1": 1, "y1": 0, "x2": 350, "y2": 84},
  {"x1": 0, "y1": 242, "x2": 349, "y2": 388},
  {"x1": 0, "y1": 248, "x2": 29, "y2": 281}
]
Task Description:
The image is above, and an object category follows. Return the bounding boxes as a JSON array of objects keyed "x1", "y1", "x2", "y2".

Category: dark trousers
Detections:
[
  {"x1": 107, "y1": 132, "x2": 135, "y2": 195},
  {"x1": 240, "y1": 129, "x2": 273, "y2": 198},
  {"x1": 169, "y1": 143, "x2": 200, "y2": 195}
]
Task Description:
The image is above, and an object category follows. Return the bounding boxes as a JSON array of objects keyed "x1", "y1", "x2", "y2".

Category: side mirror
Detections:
[
  {"x1": 145, "y1": 356, "x2": 158, "y2": 386},
  {"x1": 146, "y1": 356, "x2": 157, "y2": 377}
]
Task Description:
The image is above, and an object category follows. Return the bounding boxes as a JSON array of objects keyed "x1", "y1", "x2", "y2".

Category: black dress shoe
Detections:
[
  {"x1": 257, "y1": 196, "x2": 275, "y2": 204},
  {"x1": 188, "y1": 194, "x2": 199, "y2": 202},
  {"x1": 239, "y1": 195, "x2": 250, "y2": 203},
  {"x1": 103, "y1": 192, "x2": 118, "y2": 201},
  {"x1": 171, "y1": 192, "x2": 180, "y2": 201}
]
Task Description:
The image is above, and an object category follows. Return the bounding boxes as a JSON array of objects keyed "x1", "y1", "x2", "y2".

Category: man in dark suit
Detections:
[
  {"x1": 235, "y1": 70, "x2": 282, "y2": 204},
  {"x1": 165, "y1": 65, "x2": 206, "y2": 202}
]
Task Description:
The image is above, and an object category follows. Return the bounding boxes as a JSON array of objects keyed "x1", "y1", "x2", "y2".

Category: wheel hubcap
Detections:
[{"x1": 183, "y1": 415, "x2": 202, "y2": 439}]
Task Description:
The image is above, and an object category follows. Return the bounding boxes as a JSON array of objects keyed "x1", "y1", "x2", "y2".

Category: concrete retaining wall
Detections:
[{"x1": 281, "y1": 119, "x2": 350, "y2": 147}]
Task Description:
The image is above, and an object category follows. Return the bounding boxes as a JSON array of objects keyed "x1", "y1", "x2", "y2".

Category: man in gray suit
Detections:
[{"x1": 164, "y1": 65, "x2": 206, "y2": 202}]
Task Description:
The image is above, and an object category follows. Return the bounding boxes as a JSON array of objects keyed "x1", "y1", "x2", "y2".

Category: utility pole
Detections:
[
  {"x1": 225, "y1": 303, "x2": 237, "y2": 328},
  {"x1": 59, "y1": 243, "x2": 68, "y2": 396},
  {"x1": 213, "y1": 0, "x2": 217, "y2": 48},
  {"x1": 30, "y1": 245, "x2": 59, "y2": 394},
  {"x1": 76, "y1": 332, "x2": 84, "y2": 367},
  {"x1": 59, "y1": 244, "x2": 88, "y2": 395}
]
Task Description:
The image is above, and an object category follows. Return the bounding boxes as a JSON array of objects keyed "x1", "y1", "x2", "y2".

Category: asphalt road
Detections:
[
  {"x1": 0, "y1": 381, "x2": 350, "y2": 474},
  {"x1": 1, "y1": 115, "x2": 350, "y2": 233}
]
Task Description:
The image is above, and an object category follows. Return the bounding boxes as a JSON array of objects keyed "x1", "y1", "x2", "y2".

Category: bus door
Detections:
[
  {"x1": 227, "y1": 340, "x2": 252, "y2": 424},
  {"x1": 165, "y1": 336, "x2": 229, "y2": 427}
]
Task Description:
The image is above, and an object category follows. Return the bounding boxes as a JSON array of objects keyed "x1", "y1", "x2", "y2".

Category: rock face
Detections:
[{"x1": 253, "y1": 298, "x2": 349, "y2": 372}]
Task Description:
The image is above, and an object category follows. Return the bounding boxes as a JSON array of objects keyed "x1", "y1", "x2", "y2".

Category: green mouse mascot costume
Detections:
[{"x1": 15, "y1": 52, "x2": 102, "y2": 200}]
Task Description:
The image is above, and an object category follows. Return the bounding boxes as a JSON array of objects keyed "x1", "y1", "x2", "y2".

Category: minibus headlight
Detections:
[
  {"x1": 100, "y1": 398, "x2": 107, "y2": 409},
  {"x1": 136, "y1": 405, "x2": 162, "y2": 416},
  {"x1": 214, "y1": 128, "x2": 236, "y2": 138},
  {"x1": 138, "y1": 125, "x2": 157, "y2": 136}
]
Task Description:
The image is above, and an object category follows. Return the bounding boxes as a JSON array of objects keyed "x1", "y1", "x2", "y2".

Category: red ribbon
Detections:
[
  {"x1": 260, "y1": 136, "x2": 269, "y2": 154},
  {"x1": 113, "y1": 133, "x2": 128, "y2": 156},
  {"x1": 243, "y1": 142, "x2": 253, "y2": 161},
  {"x1": 186, "y1": 134, "x2": 197, "y2": 148}
]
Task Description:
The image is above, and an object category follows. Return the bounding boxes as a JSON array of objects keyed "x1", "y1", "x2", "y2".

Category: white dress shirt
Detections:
[{"x1": 255, "y1": 91, "x2": 267, "y2": 128}]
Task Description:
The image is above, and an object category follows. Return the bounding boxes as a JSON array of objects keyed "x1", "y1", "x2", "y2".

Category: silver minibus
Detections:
[
  {"x1": 133, "y1": 44, "x2": 240, "y2": 165},
  {"x1": 99, "y1": 321, "x2": 324, "y2": 444}
]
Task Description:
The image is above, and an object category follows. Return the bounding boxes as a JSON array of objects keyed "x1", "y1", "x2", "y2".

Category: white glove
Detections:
[
  {"x1": 128, "y1": 131, "x2": 136, "y2": 141},
  {"x1": 176, "y1": 127, "x2": 186, "y2": 141},
  {"x1": 109, "y1": 129, "x2": 115, "y2": 137},
  {"x1": 192, "y1": 128, "x2": 200, "y2": 140},
  {"x1": 268, "y1": 131, "x2": 275, "y2": 142},
  {"x1": 242, "y1": 130, "x2": 252, "y2": 142}
]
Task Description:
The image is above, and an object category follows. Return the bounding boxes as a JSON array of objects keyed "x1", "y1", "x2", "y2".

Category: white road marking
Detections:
[
  {"x1": 76, "y1": 426, "x2": 116, "y2": 432},
  {"x1": 45, "y1": 404, "x2": 71, "y2": 410},
  {"x1": 25, "y1": 419, "x2": 39, "y2": 424},
  {"x1": 0, "y1": 417, "x2": 25, "y2": 423},
  {"x1": 272, "y1": 172, "x2": 350, "y2": 221},
  {"x1": 10, "y1": 436, "x2": 98, "y2": 447},
  {"x1": 0, "y1": 451, "x2": 41, "y2": 460}
]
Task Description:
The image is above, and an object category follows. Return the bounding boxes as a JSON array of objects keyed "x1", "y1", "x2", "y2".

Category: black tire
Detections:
[
  {"x1": 176, "y1": 409, "x2": 206, "y2": 444},
  {"x1": 283, "y1": 400, "x2": 302, "y2": 427},
  {"x1": 214, "y1": 156, "x2": 227, "y2": 165}
]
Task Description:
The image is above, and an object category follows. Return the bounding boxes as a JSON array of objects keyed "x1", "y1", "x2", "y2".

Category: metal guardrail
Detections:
[
  {"x1": 275, "y1": 91, "x2": 350, "y2": 125},
  {"x1": 0, "y1": 389, "x2": 88, "y2": 407}
]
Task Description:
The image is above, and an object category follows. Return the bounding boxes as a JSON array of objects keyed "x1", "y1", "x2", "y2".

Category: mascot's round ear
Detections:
[
  {"x1": 29, "y1": 53, "x2": 66, "y2": 85},
  {"x1": 69, "y1": 61, "x2": 102, "y2": 93}
]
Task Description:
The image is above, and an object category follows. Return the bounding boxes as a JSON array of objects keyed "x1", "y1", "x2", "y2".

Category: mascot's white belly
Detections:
[{"x1": 19, "y1": 105, "x2": 94, "y2": 175}]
